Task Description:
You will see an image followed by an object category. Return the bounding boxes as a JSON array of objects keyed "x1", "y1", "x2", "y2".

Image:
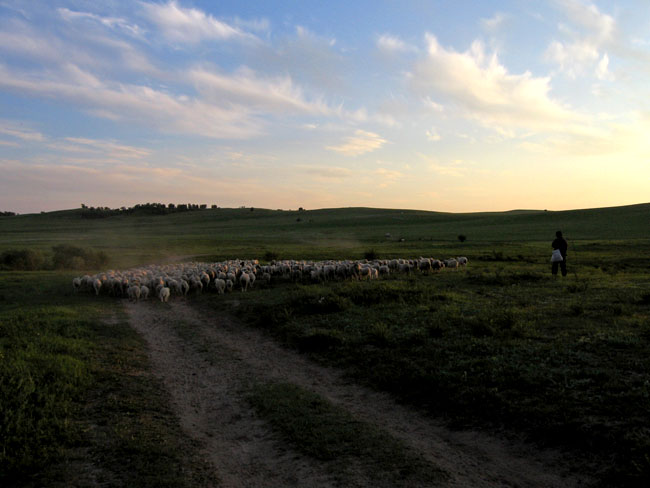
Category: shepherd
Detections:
[{"x1": 551, "y1": 230, "x2": 568, "y2": 277}]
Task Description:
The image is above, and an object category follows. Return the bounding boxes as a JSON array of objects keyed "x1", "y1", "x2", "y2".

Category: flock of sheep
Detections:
[{"x1": 72, "y1": 256, "x2": 468, "y2": 302}]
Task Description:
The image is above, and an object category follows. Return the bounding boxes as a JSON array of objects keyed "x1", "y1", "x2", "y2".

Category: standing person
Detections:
[{"x1": 551, "y1": 230, "x2": 568, "y2": 277}]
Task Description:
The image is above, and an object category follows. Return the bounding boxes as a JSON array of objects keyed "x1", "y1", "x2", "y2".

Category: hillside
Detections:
[{"x1": 1, "y1": 203, "x2": 648, "y2": 268}]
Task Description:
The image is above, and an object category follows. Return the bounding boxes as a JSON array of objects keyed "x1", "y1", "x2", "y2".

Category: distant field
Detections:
[{"x1": 1, "y1": 203, "x2": 649, "y2": 268}]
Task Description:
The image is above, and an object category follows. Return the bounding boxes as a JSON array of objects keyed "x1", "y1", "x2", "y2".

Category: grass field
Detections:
[{"x1": 1, "y1": 203, "x2": 649, "y2": 486}]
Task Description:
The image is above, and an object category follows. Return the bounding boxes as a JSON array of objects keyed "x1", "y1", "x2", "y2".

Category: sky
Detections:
[{"x1": 1, "y1": 0, "x2": 649, "y2": 214}]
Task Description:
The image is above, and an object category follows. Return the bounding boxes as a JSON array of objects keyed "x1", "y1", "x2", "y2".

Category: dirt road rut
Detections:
[{"x1": 123, "y1": 300, "x2": 590, "y2": 488}]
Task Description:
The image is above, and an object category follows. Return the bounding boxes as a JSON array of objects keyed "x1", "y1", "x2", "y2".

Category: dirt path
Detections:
[{"x1": 123, "y1": 300, "x2": 591, "y2": 488}]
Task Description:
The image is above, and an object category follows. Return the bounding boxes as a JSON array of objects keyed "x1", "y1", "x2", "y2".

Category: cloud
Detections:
[
  {"x1": 545, "y1": 39, "x2": 599, "y2": 77},
  {"x1": 58, "y1": 7, "x2": 144, "y2": 38},
  {"x1": 189, "y1": 66, "x2": 332, "y2": 116},
  {"x1": 326, "y1": 130, "x2": 387, "y2": 156},
  {"x1": 58, "y1": 137, "x2": 152, "y2": 160},
  {"x1": 595, "y1": 53, "x2": 614, "y2": 80},
  {"x1": 301, "y1": 166, "x2": 353, "y2": 179},
  {"x1": 412, "y1": 35, "x2": 584, "y2": 135},
  {"x1": 141, "y1": 1, "x2": 251, "y2": 44},
  {"x1": 377, "y1": 34, "x2": 417, "y2": 53},
  {"x1": 556, "y1": 0, "x2": 614, "y2": 42},
  {"x1": 426, "y1": 128, "x2": 441, "y2": 141},
  {"x1": 0, "y1": 120, "x2": 44, "y2": 141},
  {"x1": 545, "y1": 1, "x2": 615, "y2": 77},
  {"x1": 481, "y1": 13, "x2": 508, "y2": 32},
  {"x1": 0, "y1": 19, "x2": 158, "y2": 77},
  {"x1": 0, "y1": 63, "x2": 263, "y2": 139}
]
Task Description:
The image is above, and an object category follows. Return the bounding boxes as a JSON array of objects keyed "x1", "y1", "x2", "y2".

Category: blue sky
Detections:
[{"x1": 1, "y1": 0, "x2": 649, "y2": 213}]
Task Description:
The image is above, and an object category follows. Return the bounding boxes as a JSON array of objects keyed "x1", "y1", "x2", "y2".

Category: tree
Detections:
[{"x1": 458, "y1": 234, "x2": 467, "y2": 243}]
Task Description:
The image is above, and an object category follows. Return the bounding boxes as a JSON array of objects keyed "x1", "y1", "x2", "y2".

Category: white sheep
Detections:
[
  {"x1": 72, "y1": 277, "x2": 82, "y2": 292},
  {"x1": 159, "y1": 286, "x2": 170, "y2": 302},
  {"x1": 93, "y1": 278, "x2": 102, "y2": 296},
  {"x1": 457, "y1": 256, "x2": 468, "y2": 267},
  {"x1": 239, "y1": 272, "x2": 250, "y2": 292},
  {"x1": 444, "y1": 258, "x2": 459, "y2": 271},
  {"x1": 127, "y1": 285, "x2": 141, "y2": 302},
  {"x1": 140, "y1": 285, "x2": 150, "y2": 300},
  {"x1": 214, "y1": 278, "x2": 226, "y2": 294}
]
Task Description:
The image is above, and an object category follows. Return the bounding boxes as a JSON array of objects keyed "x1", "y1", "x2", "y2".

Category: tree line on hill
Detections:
[
  {"x1": 80, "y1": 202, "x2": 218, "y2": 218},
  {"x1": 0, "y1": 211, "x2": 17, "y2": 217}
]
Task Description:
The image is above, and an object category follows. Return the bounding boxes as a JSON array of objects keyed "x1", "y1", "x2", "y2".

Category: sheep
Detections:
[
  {"x1": 140, "y1": 285, "x2": 150, "y2": 300},
  {"x1": 214, "y1": 278, "x2": 226, "y2": 294},
  {"x1": 180, "y1": 279, "x2": 190, "y2": 296},
  {"x1": 190, "y1": 276, "x2": 203, "y2": 294},
  {"x1": 444, "y1": 258, "x2": 459, "y2": 271},
  {"x1": 159, "y1": 286, "x2": 170, "y2": 302},
  {"x1": 239, "y1": 272, "x2": 250, "y2": 292},
  {"x1": 127, "y1": 285, "x2": 141, "y2": 302},
  {"x1": 291, "y1": 268, "x2": 303, "y2": 282},
  {"x1": 432, "y1": 259, "x2": 445, "y2": 272},
  {"x1": 200, "y1": 272, "x2": 210, "y2": 288},
  {"x1": 75, "y1": 253, "x2": 470, "y2": 303},
  {"x1": 398, "y1": 263, "x2": 412, "y2": 274},
  {"x1": 417, "y1": 258, "x2": 432, "y2": 274},
  {"x1": 357, "y1": 266, "x2": 371, "y2": 281}
]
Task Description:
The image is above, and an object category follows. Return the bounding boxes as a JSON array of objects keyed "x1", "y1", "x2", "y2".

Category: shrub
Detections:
[
  {"x1": 458, "y1": 234, "x2": 467, "y2": 242},
  {"x1": 51, "y1": 245, "x2": 109, "y2": 270},
  {"x1": 0, "y1": 249, "x2": 46, "y2": 270},
  {"x1": 263, "y1": 250, "x2": 279, "y2": 262},
  {"x1": 363, "y1": 249, "x2": 379, "y2": 260}
]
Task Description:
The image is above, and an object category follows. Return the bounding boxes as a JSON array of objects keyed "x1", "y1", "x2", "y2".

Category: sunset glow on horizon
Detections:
[{"x1": 1, "y1": 1, "x2": 649, "y2": 214}]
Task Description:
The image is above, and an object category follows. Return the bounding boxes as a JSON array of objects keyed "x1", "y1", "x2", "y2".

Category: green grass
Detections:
[
  {"x1": 2, "y1": 202, "x2": 649, "y2": 486},
  {"x1": 1, "y1": 203, "x2": 648, "y2": 268},
  {"x1": 0, "y1": 273, "x2": 214, "y2": 486}
]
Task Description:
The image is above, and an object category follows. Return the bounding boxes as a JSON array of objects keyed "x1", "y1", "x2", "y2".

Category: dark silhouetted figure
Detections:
[{"x1": 551, "y1": 230, "x2": 568, "y2": 277}]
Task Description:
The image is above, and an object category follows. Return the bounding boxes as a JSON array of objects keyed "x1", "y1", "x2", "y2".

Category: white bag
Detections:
[{"x1": 551, "y1": 249, "x2": 563, "y2": 262}]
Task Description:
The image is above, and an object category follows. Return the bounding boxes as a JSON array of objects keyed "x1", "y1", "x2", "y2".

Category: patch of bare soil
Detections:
[{"x1": 123, "y1": 300, "x2": 593, "y2": 488}]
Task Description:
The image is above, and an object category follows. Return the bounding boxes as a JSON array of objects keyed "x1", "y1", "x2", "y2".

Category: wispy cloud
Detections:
[
  {"x1": 326, "y1": 130, "x2": 387, "y2": 156},
  {"x1": 58, "y1": 7, "x2": 144, "y2": 38},
  {"x1": 301, "y1": 166, "x2": 353, "y2": 179},
  {"x1": 0, "y1": 63, "x2": 263, "y2": 139},
  {"x1": 141, "y1": 1, "x2": 252, "y2": 44},
  {"x1": 481, "y1": 13, "x2": 508, "y2": 32},
  {"x1": 189, "y1": 66, "x2": 332, "y2": 116},
  {"x1": 426, "y1": 128, "x2": 441, "y2": 141},
  {"x1": 377, "y1": 34, "x2": 417, "y2": 53},
  {"x1": 0, "y1": 120, "x2": 44, "y2": 141},
  {"x1": 58, "y1": 137, "x2": 151, "y2": 159}
]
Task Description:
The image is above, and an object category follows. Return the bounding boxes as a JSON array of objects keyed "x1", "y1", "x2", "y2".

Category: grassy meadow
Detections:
[{"x1": 1, "y1": 203, "x2": 649, "y2": 486}]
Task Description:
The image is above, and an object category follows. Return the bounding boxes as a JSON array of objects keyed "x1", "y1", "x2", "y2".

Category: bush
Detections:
[
  {"x1": 0, "y1": 249, "x2": 46, "y2": 270},
  {"x1": 363, "y1": 249, "x2": 379, "y2": 260},
  {"x1": 51, "y1": 245, "x2": 109, "y2": 270},
  {"x1": 263, "y1": 250, "x2": 280, "y2": 262}
]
